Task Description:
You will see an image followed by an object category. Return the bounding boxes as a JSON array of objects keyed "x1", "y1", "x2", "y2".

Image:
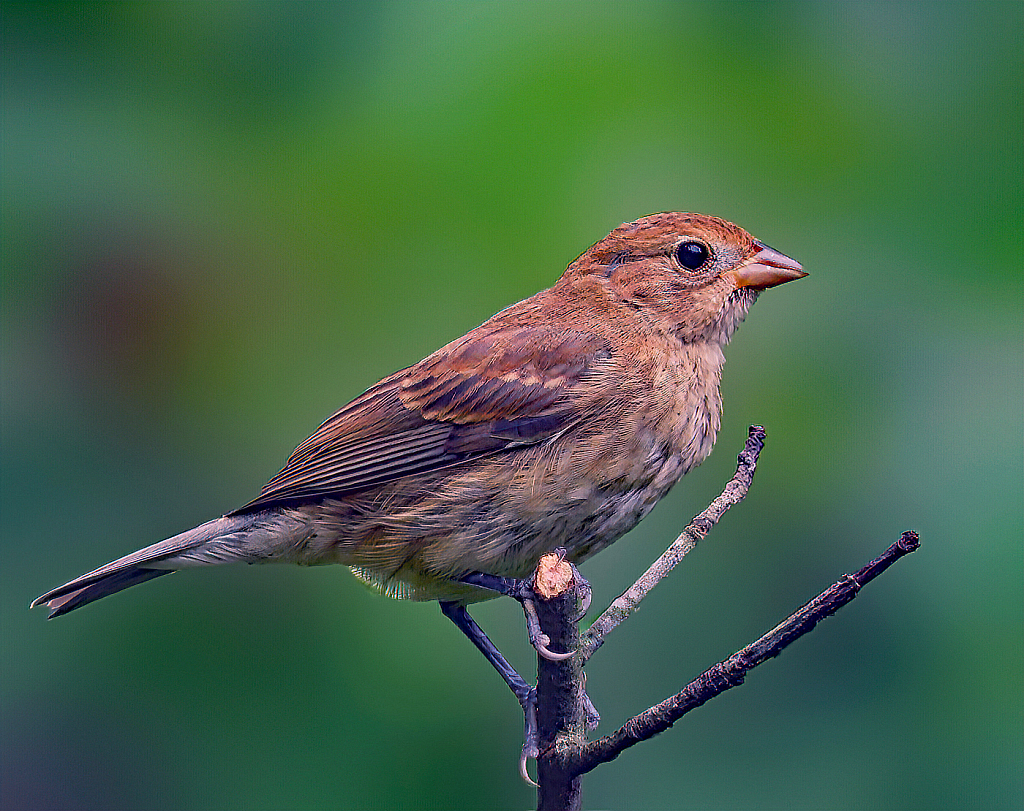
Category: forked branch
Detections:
[{"x1": 528, "y1": 426, "x2": 921, "y2": 811}]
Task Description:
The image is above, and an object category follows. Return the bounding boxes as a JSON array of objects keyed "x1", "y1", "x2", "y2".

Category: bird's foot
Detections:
[
  {"x1": 519, "y1": 685, "x2": 540, "y2": 786},
  {"x1": 452, "y1": 556, "x2": 594, "y2": 784},
  {"x1": 458, "y1": 554, "x2": 589, "y2": 661}
]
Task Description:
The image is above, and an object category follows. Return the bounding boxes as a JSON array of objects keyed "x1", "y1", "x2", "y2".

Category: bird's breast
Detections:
[{"x1": 553, "y1": 338, "x2": 724, "y2": 562}]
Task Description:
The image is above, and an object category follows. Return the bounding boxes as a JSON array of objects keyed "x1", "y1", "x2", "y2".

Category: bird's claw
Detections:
[
  {"x1": 520, "y1": 596, "x2": 576, "y2": 661},
  {"x1": 519, "y1": 686, "x2": 540, "y2": 786},
  {"x1": 516, "y1": 672, "x2": 599, "y2": 785},
  {"x1": 519, "y1": 748, "x2": 538, "y2": 787},
  {"x1": 520, "y1": 548, "x2": 591, "y2": 659}
]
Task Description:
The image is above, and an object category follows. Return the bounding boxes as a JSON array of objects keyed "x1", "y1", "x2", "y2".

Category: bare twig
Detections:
[
  {"x1": 581, "y1": 425, "x2": 767, "y2": 662},
  {"x1": 569, "y1": 531, "x2": 921, "y2": 775}
]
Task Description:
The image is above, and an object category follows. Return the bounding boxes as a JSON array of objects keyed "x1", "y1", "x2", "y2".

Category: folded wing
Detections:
[{"x1": 232, "y1": 326, "x2": 610, "y2": 513}]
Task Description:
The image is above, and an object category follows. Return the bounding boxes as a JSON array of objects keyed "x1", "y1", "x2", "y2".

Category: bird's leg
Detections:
[
  {"x1": 456, "y1": 571, "x2": 568, "y2": 661},
  {"x1": 444, "y1": 557, "x2": 598, "y2": 781},
  {"x1": 439, "y1": 601, "x2": 539, "y2": 782}
]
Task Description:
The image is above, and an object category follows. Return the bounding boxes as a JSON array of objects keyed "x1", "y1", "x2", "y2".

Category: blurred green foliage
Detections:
[{"x1": 3, "y1": 2, "x2": 1021, "y2": 809}]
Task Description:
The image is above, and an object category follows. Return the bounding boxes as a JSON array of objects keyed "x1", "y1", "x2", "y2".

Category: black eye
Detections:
[{"x1": 675, "y1": 240, "x2": 710, "y2": 270}]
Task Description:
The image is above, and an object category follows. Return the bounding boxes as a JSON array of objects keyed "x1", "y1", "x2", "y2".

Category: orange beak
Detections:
[{"x1": 729, "y1": 240, "x2": 807, "y2": 290}]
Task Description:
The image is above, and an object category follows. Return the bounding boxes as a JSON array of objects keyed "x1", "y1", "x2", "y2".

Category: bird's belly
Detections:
[
  {"x1": 312, "y1": 429, "x2": 697, "y2": 602},
  {"x1": 312, "y1": 374, "x2": 720, "y2": 602}
]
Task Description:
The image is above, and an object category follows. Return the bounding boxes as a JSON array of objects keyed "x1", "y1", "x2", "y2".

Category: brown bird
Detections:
[{"x1": 33, "y1": 212, "x2": 804, "y2": 764}]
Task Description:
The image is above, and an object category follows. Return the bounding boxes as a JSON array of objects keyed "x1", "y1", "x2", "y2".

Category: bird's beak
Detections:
[{"x1": 729, "y1": 241, "x2": 807, "y2": 290}]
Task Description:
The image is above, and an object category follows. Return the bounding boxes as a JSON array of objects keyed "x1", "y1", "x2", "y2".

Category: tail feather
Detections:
[
  {"x1": 31, "y1": 512, "x2": 276, "y2": 618},
  {"x1": 39, "y1": 569, "x2": 174, "y2": 618}
]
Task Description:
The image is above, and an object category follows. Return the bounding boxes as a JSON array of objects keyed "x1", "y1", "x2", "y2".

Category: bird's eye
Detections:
[{"x1": 675, "y1": 240, "x2": 711, "y2": 270}]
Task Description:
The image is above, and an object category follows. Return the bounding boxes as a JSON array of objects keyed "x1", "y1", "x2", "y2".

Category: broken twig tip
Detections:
[
  {"x1": 898, "y1": 530, "x2": 921, "y2": 552},
  {"x1": 533, "y1": 552, "x2": 574, "y2": 600}
]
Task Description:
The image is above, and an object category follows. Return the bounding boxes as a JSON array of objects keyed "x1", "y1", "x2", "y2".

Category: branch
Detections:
[
  {"x1": 532, "y1": 559, "x2": 587, "y2": 811},
  {"x1": 581, "y1": 425, "x2": 766, "y2": 662},
  {"x1": 570, "y1": 531, "x2": 921, "y2": 775}
]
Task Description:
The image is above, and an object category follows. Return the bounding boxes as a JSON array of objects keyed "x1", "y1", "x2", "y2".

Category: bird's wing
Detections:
[{"x1": 231, "y1": 326, "x2": 610, "y2": 513}]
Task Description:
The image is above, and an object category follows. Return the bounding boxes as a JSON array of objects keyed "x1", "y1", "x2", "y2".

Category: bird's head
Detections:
[{"x1": 565, "y1": 212, "x2": 806, "y2": 345}]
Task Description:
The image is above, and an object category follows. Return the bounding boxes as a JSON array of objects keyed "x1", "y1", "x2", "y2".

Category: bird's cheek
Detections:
[{"x1": 681, "y1": 283, "x2": 728, "y2": 322}]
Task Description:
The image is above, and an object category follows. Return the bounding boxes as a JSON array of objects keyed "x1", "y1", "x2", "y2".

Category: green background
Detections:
[{"x1": 3, "y1": 2, "x2": 1021, "y2": 809}]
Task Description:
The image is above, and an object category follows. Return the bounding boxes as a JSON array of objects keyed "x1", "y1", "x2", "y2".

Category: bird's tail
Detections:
[{"x1": 31, "y1": 510, "x2": 304, "y2": 618}]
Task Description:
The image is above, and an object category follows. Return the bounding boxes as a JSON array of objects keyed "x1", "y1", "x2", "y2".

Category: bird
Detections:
[{"x1": 33, "y1": 212, "x2": 804, "y2": 765}]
